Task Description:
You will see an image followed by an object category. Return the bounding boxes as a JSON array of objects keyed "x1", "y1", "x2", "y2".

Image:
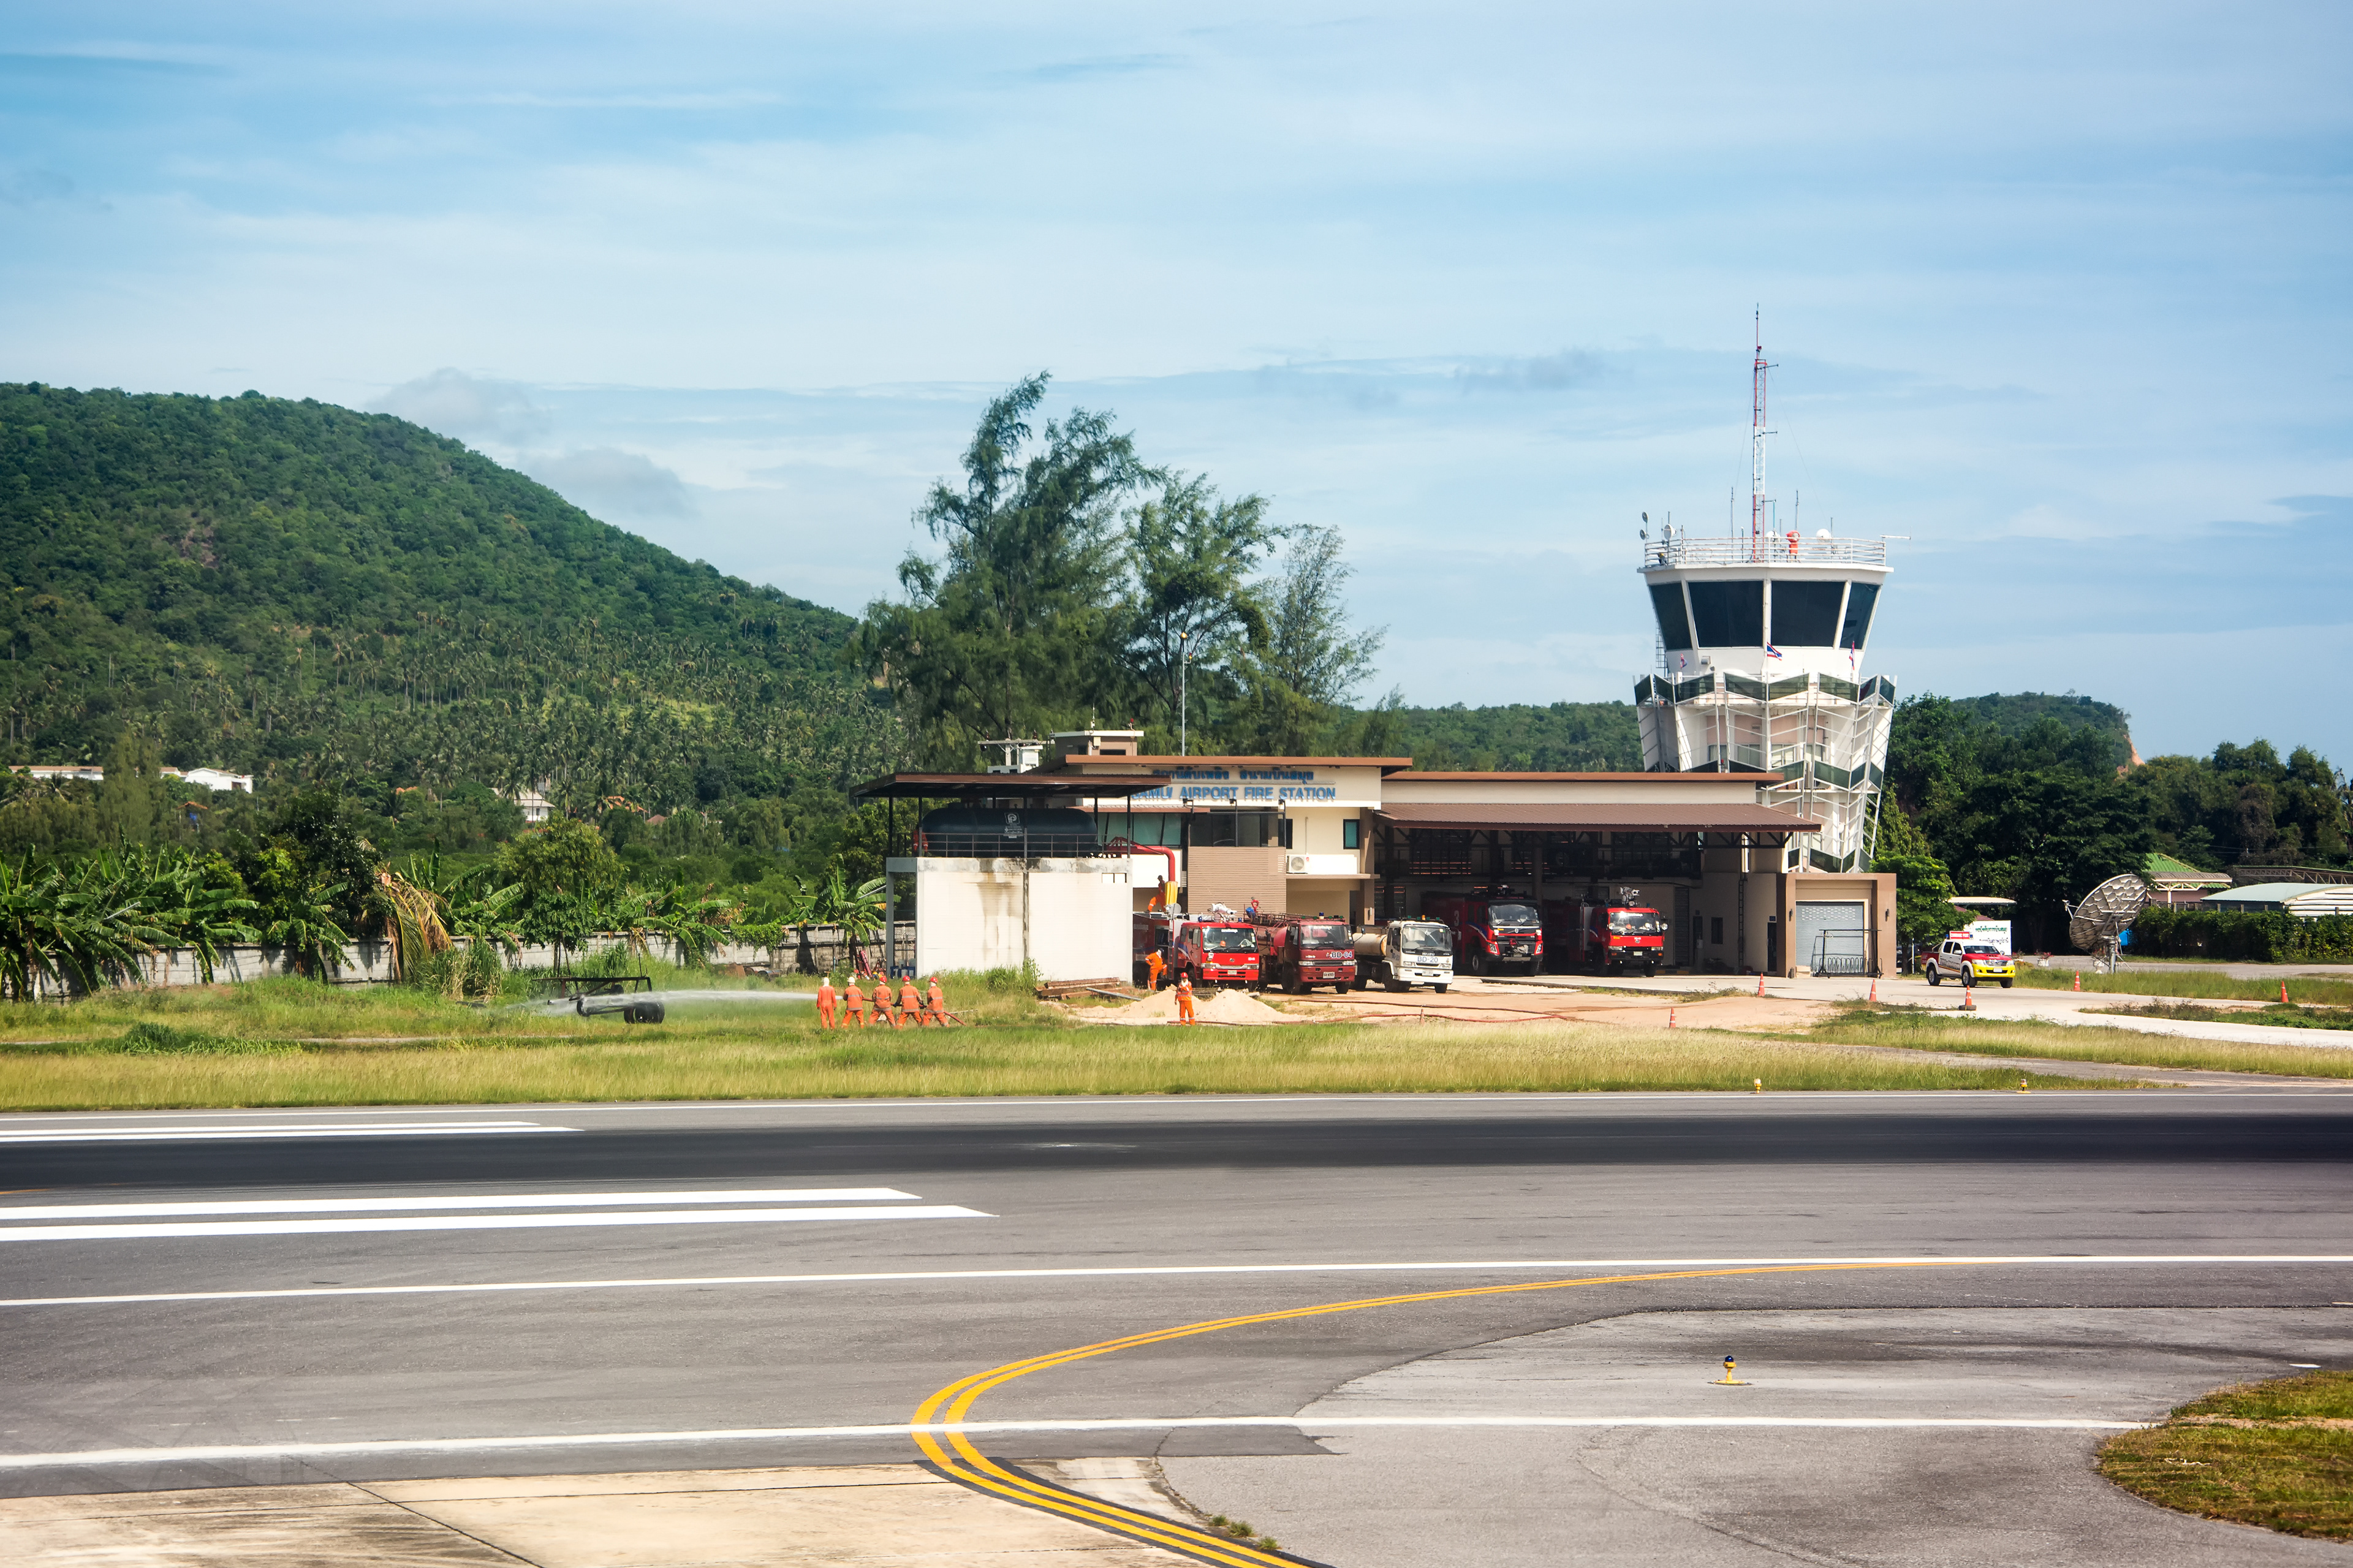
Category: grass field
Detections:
[
  {"x1": 2015, "y1": 968, "x2": 2353, "y2": 1006},
  {"x1": 1803, "y1": 1007, "x2": 2353, "y2": 1077},
  {"x1": 2099, "y1": 1370, "x2": 2353, "y2": 1539},
  {"x1": 2086, "y1": 1001, "x2": 2353, "y2": 1032},
  {"x1": 0, "y1": 976, "x2": 2097, "y2": 1108}
]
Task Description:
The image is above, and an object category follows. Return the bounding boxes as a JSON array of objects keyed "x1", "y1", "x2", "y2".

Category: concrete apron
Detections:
[{"x1": 0, "y1": 1460, "x2": 1208, "y2": 1567}]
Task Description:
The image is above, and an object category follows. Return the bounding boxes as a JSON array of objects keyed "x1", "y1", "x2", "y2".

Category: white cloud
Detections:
[
  {"x1": 522, "y1": 445, "x2": 695, "y2": 522},
  {"x1": 373, "y1": 367, "x2": 547, "y2": 448}
]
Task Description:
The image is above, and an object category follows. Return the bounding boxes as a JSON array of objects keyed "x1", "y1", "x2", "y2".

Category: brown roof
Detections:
[
  {"x1": 1389, "y1": 770, "x2": 1789, "y2": 784},
  {"x1": 1373, "y1": 802, "x2": 1820, "y2": 833},
  {"x1": 850, "y1": 772, "x2": 1168, "y2": 801},
  {"x1": 1060, "y1": 756, "x2": 1417, "y2": 772}
]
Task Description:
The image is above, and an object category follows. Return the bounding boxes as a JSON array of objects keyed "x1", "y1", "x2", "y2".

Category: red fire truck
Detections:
[
  {"x1": 1249, "y1": 911, "x2": 1357, "y2": 993},
  {"x1": 1545, "y1": 899, "x2": 1669, "y2": 976},
  {"x1": 1133, "y1": 909, "x2": 1262, "y2": 990},
  {"x1": 1420, "y1": 893, "x2": 1544, "y2": 976}
]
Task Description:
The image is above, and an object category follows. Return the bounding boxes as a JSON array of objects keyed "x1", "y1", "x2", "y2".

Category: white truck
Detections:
[{"x1": 1352, "y1": 920, "x2": 1455, "y2": 993}]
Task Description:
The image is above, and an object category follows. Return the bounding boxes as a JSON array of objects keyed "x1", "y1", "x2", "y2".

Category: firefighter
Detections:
[
  {"x1": 869, "y1": 974, "x2": 893, "y2": 1028},
  {"x1": 817, "y1": 973, "x2": 837, "y2": 1030},
  {"x1": 926, "y1": 974, "x2": 947, "y2": 1025},
  {"x1": 1145, "y1": 947, "x2": 1167, "y2": 991},
  {"x1": 897, "y1": 972, "x2": 921, "y2": 1029},
  {"x1": 1175, "y1": 972, "x2": 1197, "y2": 1026},
  {"x1": 844, "y1": 974, "x2": 867, "y2": 1028}
]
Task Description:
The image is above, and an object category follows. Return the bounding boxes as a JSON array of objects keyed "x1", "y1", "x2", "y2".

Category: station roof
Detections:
[
  {"x1": 1058, "y1": 755, "x2": 1417, "y2": 772},
  {"x1": 850, "y1": 772, "x2": 1169, "y2": 803},
  {"x1": 1371, "y1": 802, "x2": 1821, "y2": 833},
  {"x1": 1388, "y1": 770, "x2": 1789, "y2": 784}
]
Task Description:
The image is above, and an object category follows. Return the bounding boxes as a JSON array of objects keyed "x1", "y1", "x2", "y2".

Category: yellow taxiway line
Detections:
[{"x1": 911, "y1": 1259, "x2": 1984, "y2": 1566}]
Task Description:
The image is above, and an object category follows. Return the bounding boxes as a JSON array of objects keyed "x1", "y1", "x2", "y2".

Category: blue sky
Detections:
[{"x1": 4, "y1": 2, "x2": 2349, "y2": 762}]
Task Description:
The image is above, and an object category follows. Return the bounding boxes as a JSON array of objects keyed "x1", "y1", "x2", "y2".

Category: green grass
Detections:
[
  {"x1": 2100, "y1": 1369, "x2": 2353, "y2": 1539},
  {"x1": 0, "y1": 978, "x2": 2095, "y2": 1107},
  {"x1": 2087, "y1": 1001, "x2": 2353, "y2": 1032},
  {"x1": 2015, "y1": 968, "x2": 2353, "y2": 1006},
  {"x1": 1803, "y1": 1006, "x2": 2353, "y2": 1077}
]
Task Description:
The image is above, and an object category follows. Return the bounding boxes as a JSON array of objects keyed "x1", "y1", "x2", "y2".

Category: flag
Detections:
[
  {"x1": 1847, "y1": 642, "x2": 1858, "y2": 675},
  {"x1": 1765, "y1": 643, "x2": 1784, "y2": 661}
]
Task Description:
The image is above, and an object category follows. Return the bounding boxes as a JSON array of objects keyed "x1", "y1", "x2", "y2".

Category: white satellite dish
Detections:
[{"x1": 2065, "y1": 874, "x2": 2148, "y2": 972}]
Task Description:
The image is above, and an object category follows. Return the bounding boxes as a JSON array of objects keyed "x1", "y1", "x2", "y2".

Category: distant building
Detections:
[
  {"x1": 2202, "y1": 882, "x2": 2353, "y2": 918},
  {"x1": 165, "y1": 767, "x2": 254, "y2": 793},
  {"x1": 2142, "y1": 851, "x2": 2230, "y2": 907},
  {"x1": 507, "y1": 784, "x2": 555, "y2": 824},
  {"x1": 10, "y1": 763, "x2": 104, "y2": 785},
  {"x1": 9, "y1": 763, "x2": 251, "y2": 792}
]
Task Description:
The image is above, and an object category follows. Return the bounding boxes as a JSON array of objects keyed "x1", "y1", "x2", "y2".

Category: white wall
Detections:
[{"x1": 898, "y1": 857, "x2": 1132, "y2": 981}]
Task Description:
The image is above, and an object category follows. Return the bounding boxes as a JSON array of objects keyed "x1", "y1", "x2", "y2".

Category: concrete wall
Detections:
[
  {"x1": 1776, "y1": 873, "x2": 1896, "y2": 978},
  {"x1": 893, "y1": 857, "x2": 1131, "y2": 982},
  {"x1": 20, "y1": 925, "x2": 919, "y2": 999},
  {"x1": 1186, "y1": 844, "x2": 1285, "y2": 915}
]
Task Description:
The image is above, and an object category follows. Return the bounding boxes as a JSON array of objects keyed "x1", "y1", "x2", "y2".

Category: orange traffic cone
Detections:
[
  {"x1": 1756, "y1": 973, "x2": 1766, "y2": 997},
  {"x1": 1668, "y1": 1007, "x2": 1676, "y2": 1029},
  {"x1": 2282, "y1": 980, "x2": 2291, "y2": 1004},
  {"x1": 2072, "y1": 972, "x2": 2081, "y2": 991},
  {"x1": 1868, "y1": 978, "x2": 1877, "y2": 1004}
]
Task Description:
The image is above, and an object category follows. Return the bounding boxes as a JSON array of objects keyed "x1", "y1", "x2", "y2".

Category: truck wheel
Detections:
[
  {"x1": 1434, "y1": 983, "x2": 1449, "y2": 994},
  {"x1": 1644, "y1": 964, "x2": 1658, "y2": 978},
  {"x1": 2000, "y1": 979, "x2": 2014, "y2": 989},
  {"x1": 1927, "y1": 968, "x2": 1941, "y2": 986}
]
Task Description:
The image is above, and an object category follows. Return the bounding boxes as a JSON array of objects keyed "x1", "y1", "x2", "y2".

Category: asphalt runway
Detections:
[{"x1": 6, "y1": 1092, "x2": 2353, "y2": 1564}]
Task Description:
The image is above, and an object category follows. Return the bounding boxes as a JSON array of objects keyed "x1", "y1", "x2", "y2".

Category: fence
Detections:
[{"x1": 19, "y1": 923, "x2": 918, "y2": 1001}]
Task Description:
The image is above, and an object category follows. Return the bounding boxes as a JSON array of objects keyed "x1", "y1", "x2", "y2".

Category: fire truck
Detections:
[
  {"x1": 1134, "y1": 909, "x2": 1262, "y2": 990},
  {"x1": 1249, "y1": 911, "x2": 1357, "y2": 993},
  {"x1": 1545, "y1": 897, "x2": 1669, "y2": 977},
  {"x1": 1419, "y1": 893, "x2": 1544, "y2": 976}
]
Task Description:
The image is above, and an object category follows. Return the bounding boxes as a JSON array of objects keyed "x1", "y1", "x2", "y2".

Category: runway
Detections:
[{"x1": 5, "y1": 1091, "x2": 2352, "y2": 1564}]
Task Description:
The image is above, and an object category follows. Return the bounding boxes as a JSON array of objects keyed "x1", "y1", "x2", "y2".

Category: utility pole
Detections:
[{"x1": 1178, "y1": 631, "x2": 1189, "y2": 757}]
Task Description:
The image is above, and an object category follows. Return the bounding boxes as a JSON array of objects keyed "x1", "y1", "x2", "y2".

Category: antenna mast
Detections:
[{"x1": 1749, "y1": 309, "x2": 1773, "y2": 560}]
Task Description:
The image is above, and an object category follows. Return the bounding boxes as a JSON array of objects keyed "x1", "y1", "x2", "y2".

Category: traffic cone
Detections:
[
  {"x1": 1756, "y1": 973, "x2": 1766, "y2": 997},
  {"x1": 2282, "y1": 980, "x2": 2291, "y2": 1005},
  {"x1": 1668, "y1": 1007, "x2": 1676, "y2": 1028},
  {"x1": 1868, "y1": 978, "x2": 1877, "y2": 1004},
  {"x1": 2072, "y1": 972, "x2": 2081, "y2": 991}
]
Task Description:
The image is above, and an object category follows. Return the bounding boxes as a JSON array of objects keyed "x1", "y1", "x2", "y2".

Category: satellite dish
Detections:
[
  {"x1": 2066, "y1": 874, "x2": 2148, "y2": 972},
  {"x1": 1816, "y1": 528, "x2": 1832, "y2": 540}
]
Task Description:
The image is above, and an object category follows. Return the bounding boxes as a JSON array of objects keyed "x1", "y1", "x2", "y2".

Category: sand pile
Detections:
[{"x1": 1079, "y1": 987, "x2": 1294, "y2": 1026}]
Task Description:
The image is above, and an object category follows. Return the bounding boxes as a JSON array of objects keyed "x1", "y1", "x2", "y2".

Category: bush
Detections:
[{"x1": 2129, "y1": 907, "x2": 2353, "y2": 963}]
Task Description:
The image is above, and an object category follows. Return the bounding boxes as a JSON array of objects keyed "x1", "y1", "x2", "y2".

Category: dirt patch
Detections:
[{"x1": 1075, "y1": 987, "x2": 1296, "y2": 1026}]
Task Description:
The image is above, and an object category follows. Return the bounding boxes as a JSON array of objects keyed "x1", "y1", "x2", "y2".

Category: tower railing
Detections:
[{"x1": 1641, "y1": 536, "x2": 1889, "y2": 569}]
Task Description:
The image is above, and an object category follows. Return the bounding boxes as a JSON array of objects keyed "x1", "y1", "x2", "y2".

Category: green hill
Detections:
[
  {"x1": 1, "y1": 384, "x2": 898, "y2": 811},
  {"x1": 1385, "y1": 702, "x2": 1641, "y2": 771}
]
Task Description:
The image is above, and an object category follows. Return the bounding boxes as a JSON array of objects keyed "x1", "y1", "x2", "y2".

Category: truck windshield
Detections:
[
  {"x1": 1200, "y1": 928, "x2": 1255, "y2": 952},
  {"x1": 1298, "y1": 923, "x2": 1348, "y2": 949},
  {"x1": 1487, "y1": 904, "x2": 1538, "y2": 928},
  {"x1": 1609, "y1": 911, "x2": 1666, "y2": 934},
  {"x1": 1399, "y1": 925, "x2": 1451, "y2": 953}
]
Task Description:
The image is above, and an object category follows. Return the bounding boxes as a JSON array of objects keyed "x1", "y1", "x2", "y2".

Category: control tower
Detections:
[{"x1": 1632, "y1": 325, "x2": 1896, "y2": 873}]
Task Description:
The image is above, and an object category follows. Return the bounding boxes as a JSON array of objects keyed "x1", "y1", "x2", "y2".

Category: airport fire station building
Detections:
[{"x1": 863, "y1": 729, "x2": 1896, "y2": 979}]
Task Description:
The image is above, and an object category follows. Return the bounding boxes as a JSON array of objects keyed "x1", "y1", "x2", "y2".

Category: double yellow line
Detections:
[{"x1": 911, "y1": 1259, "x2": 1972, "y2": 1566}]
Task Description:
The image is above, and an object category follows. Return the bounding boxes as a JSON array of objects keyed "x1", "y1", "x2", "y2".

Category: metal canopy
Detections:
[
  {"x1": 849, "y1": 771, "x2": 1169, "y2": 804},
  {"x1": 1371, "y1": 802, "x2": 1820, "y2": 834}
]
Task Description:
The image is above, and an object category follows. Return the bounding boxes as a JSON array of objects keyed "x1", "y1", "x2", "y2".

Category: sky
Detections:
[{"x1": 4, "y1": 2, "x2": 2349, "y2": 763}]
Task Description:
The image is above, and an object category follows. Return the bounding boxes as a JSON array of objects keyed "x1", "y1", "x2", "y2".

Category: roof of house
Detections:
[
  {"x1": 1371, "y1": 801, "x2": 1819, "y2": 833},
  {"x1": 2202, "y1": 882, "x2": 2353, "y2": 914},
  {"x1": 2143, "y1": 851, "x2": 2230, "y2": 885}
]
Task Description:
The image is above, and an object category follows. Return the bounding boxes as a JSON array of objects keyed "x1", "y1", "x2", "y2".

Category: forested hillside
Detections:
[
  {"x1": 1384, "y1": 702, "x2": 1640, "y2": 771},
  {"x1": 0, "y1": 384, "x2": 898, "y2": 811}
]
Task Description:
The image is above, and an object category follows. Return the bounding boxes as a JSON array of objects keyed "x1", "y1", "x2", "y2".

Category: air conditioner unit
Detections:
[{"x1": 1286, "y1": 854, "x2": 1311, "y2": 874}]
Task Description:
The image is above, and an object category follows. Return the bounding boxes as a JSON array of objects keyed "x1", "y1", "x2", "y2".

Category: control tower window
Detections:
[
  {"x1": 1838, "y1": 582, "x2": 1879, "y2": 650},
  {"x1": 1770, "y1": 580, "x2": 1845, "y2": 646},
  {"x1": 1686, "y1": 580, "x2": 1763, "y2": 647},
  {"x1": 1648, "y1": 583, "x2": 1693, "y2": 650}
]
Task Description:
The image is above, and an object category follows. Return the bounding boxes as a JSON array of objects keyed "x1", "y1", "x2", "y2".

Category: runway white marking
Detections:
[
  {"x1": 0, "y1": 1187, "x2": 922, "y2": 1221},
  {"x1": 0, "y1": 1414, "x2": 2148, "y2": 1469},
  {"x1": 0, "y1": 1205, "x2": 989, "y2": 1243},
  {"x1": 6, "y1": 1254, "x2": 2347, "y2": 1306},
  {"x1": 0, "y1": 1121, "x2": 573, "y2": 1144}
]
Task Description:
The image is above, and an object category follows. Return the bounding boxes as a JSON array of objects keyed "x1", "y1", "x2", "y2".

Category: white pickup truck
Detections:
[{"x1": 1353, "y1": 920, "x2": 1455, "y2": 993}]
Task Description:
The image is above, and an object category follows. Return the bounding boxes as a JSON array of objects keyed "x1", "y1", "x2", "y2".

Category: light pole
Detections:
[{"x1": 1177, "y1": 631, "x2": 1188, "y2": 757}]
